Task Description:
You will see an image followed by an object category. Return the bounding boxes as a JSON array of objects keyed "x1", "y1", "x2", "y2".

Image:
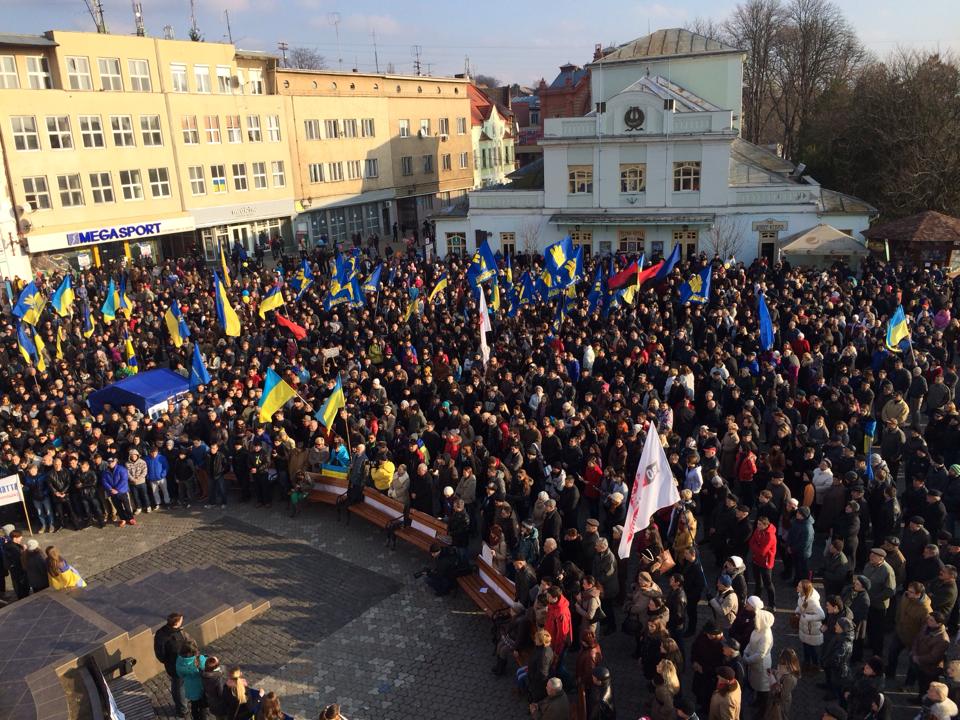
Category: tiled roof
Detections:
[
  {"x1": 863, "y1": 210, "x2": 960, "y2": 243},
  {"x1": 548, "y1": 64, "x2": 589, "y2": 90},
  {"x1": 591, "y1": 28, "x2": 741, "y2": 65}
]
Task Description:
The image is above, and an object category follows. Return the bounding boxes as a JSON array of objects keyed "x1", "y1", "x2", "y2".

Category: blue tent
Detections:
[{"x1": 87, "y1": 369, "x2": 190, "y2": 416}]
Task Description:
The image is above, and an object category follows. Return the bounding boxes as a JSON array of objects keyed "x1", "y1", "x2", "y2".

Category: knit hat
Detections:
[
  {"x1": 25, "y1": 538, "x2": 40, "y2": 551},
  {"x1": 718, "y1": 574, "x2": 733, "y2": 587},
  {"x1": 745, "y1": 596, "x2": 764, "y2": 611},
  {"x1": 728, "y1": 556, "x2": 745, "y2": 569},
  {"x1": 865, "y1": 656, "x2": 884, "y2": 676},
  {"x1": 0, "y1": 524, "x2": 13, "y2": 536},
  {"x1": 855, "y1": 574, "x2": 872, "y2": 591},
  {"x1": 717, "y1": 666, "x2": 735, "y2": 680}
]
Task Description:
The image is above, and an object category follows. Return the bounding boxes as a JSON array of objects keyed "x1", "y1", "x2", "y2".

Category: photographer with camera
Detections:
[{"x1": 417, "y1": 542, "x2": 463, "y2": 596}]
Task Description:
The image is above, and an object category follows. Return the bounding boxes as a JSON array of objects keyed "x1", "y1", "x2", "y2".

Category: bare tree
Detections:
[
  {"x1": 725, "y1": 0, "x2": 786, "y2": 145},
  {"x1": 684, "y1": 17, "x2": 730, "y2": 42},
  {"x1": 704, "y1": 216, "x2": 747, "y2": 260},
  {"x1": 518, "y1": 218, "x2": 544, "y2": 255},
  {"x1": 288, "y1": 47, "x2": 327, "y2": 70}
]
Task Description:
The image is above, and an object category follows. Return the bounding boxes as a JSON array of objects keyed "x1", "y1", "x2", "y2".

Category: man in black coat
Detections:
[
  {"x1": 153, "y1": 612, "x2": 192, "y2": 717},
  {"x1": 726, "y1": 505, "x2": 753, "y2": 561},
  {"x1": 832, "y1": 501, "x2": 862, "y2": 564},
  {"x1": 2, "y1": 530, "x2": 28, "y2": 600},
  {"x1": 513, "y1": 557, "x2": 538, "y2": 607},
  {"x1": 537, "y1": 538, "x2": 562, "y2": 583},
  {"x1": 541, "y1": 499, "x2": 563, "y2": 545}
]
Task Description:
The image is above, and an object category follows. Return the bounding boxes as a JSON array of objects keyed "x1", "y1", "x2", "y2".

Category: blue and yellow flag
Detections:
[
  {"x1": 362, "y1": 265, "x2": 382, "y2": 294},
  {"x1": 219, "y1": 240, "x2": 232, "y2": 288},
  {"x1": 587, "y1": 264, "x2": 605, "y2": 315},
  {"x1": 51, "y1": 275, "x2": 75, "y2": 317},
  {"x1": 518, "y1": 271, "x2": 536, "y2": 306},
  {"x1": 290, "y1": 259, "x2": 314, "y2": 301},
  {"x1": 468, "y1": 239, "x2": 497, "y2": 285},
  {"x1": 758, "y1": 291, "x2": 775, "y2": 352},
  {"x1": 885, "y1": 305, "x2": 910, "y2": 352},
  {"x1": 544, "y1": 237, "x2": 574, "y2": 279},
  {"x1": 348, "y1": 277, "x2": 365, "y2": 308},
  {"x1": 214, "y1": 271, "x2": 241, "y2": 336},
  {"x1": 258, "y1": 368, "x2": 297, "y2": 423},
  {"x1": 12, "y1": 281, "x2": 45, "y2": 325},
  {"x1": 504, "y1": 253, "x2": 514, "y2": 285},
  {"x1": 101, "y1": 279, "x2": 118, "y2": 323},
  {"x1": 491, "y1": 277, "x2": 501, "y2": 312},
  {"x1": 190, "y1": 343, "x2": 211, "y2": 389},
  {"x1": 679, "y1": 265, "x2": 712, "y2": 305},
  {"x1": 117, "y1": 275, "x2": 133, "y2": 319},
  {"x1": 258, "y1": 284, "x2": 285, "y2": 320},
  {"x1": 17, "y1": 322, "x2": 37, "y2": 367},
  {"x1": 82, "y1": 300, "x2": 96, "y2": 338},
  {"x1": 316, "y1": 374, "x2": 346, "y2": 430},
  {"x1": 55, "y1": 324, "x2": 65, "y2": 361},
  {"x1": 428, "y1": 273, "x2": 448, "y2": 303},
  {"x1": 553, "y1": 245, "x2": 583, "y2": 287},
  {"x1": 164, "y1": 301, "x2": 191, "y2": 347},
  {"x1": 403, "y1": 298, "x2": 419, "y2": 323},
  {"x1": 124, "y1": 331, "x2": 138, "y2": 374}
]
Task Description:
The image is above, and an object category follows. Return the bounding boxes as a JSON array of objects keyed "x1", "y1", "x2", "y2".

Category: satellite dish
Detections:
[{"x1": 19, "y1": 218, "x2": 32, "y2": 233}]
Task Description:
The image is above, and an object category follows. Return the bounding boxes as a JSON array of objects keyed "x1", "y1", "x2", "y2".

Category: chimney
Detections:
[{"x1": 593, "y1": 43, "x2": 604, "y2": 61}]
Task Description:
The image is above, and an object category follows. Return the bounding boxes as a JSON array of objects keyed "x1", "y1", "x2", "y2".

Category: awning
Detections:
[
  {"x1": 780, "y1": 224, "x2": 869, "y2": 256},
  {"x1": 549, "y1": 213, "x2": 715, "y2": 226}
]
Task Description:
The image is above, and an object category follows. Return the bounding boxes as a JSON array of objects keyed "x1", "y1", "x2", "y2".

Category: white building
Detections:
[
  {"x1": 434, "y1": 29, "x2": 875, "y2": 264},
  {"x1": 467, "y1": 84, "x2": 516, "y2": 189}
]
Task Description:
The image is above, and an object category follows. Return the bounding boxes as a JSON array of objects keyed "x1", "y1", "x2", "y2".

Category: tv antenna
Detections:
[
  {"x1": 277, "y1": 41, "x2": 289, "y2": 67},
  {"x1": 132, "y1": 1, "x2": 145, "y2": 36},
  {"x1": 224, "y1": 9, "x2": 233, "y2": 44},
  {"x1": 189, "y1": 0, "x2": 201, "y2": 41},
  {"x1": 412, "y1": 45, "x2": 422, "y2": 76},
  {"x1": 328, "y1": 12, "x2": 342, "y2": 70},
  {"x1": 163, "y1": 24, "x2": 174, "y2": 39},
  {"x1": 371, "y1": 29, "x2": 380, "y2": 73},
  {"x1": 83, "y1": 0, "x2": 108, "y2": 33}
]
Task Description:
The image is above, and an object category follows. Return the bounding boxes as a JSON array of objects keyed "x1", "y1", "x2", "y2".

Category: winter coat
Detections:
[
  {"x1": 710, "y1": 588, "x2": 738, "y2": 629},
  {"x1": 749, "y1": 524, "x2": 777, "y2": 569},
  {"x1": 787, "y1": 515, "x2": 814, "y2": 559},
  {"x1": 821, "y1": 627, "x2": 853, "y2": 680},
  {"x1": 175, "y1": 654, "x2": 207, "y2": 702},
  {"x1": 708, "y1": 681, "x2": 741, "y2": 720},
  {"x1": 743, "y1": 610, "x2": 775, "y2": 691},
  {"x1": 862, "y1": 561, "x2": 896, "y2": 610},
  {"x1": 795, "y1": 589, "x2": 825, "y2": 646},
  {"x1": 911, "y1": 624, "x2": 950, "y2": 674},
  {"x1": 100, "y1": 464, "x2": 130, "y2": 494}
]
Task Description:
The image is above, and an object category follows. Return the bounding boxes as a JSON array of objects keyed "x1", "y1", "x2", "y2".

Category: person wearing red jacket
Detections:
[
  {"x1": 735, "y1": 444, "x2": 759, "y2": 508},
  {"x1": 749, "y1": 514, "x2": 778, "y2": 609},
  {"x1": 544, "y1": 586, "x2": 573, "y2": 686}
]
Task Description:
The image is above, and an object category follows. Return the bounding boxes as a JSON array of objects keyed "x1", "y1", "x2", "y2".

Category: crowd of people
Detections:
[{"x1": 1, "y1": 234, "x2": 960, "y2": 720}]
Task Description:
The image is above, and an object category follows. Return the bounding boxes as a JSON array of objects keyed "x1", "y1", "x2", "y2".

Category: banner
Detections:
[{"x1": 0, "y1": 474, "x2": 23, "y2": 507}]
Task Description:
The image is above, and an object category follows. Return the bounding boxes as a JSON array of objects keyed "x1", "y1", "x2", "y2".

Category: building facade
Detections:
[
  {"x1": 434, "y1": 29, "x2": 875, "y2": 264},
  {"x1": 467, "y1": 84, "x2": 516, "y2": 188}
]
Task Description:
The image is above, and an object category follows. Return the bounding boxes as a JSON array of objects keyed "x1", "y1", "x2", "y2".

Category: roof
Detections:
[
  {"x1": 0, "y1": 33, "x2": 57, "y2": 47},
  {"x1": 862, "y1": 210, "x2": 960, "y2": 244},
  {"x1": 621, "y1": 75, "x2": 720, "y2": 112},
  {"x1": 512, "y1": 95, "x2": 540, "y2": 107},
  {"x1": 780, "y1": 224, "x2": 869, "y2": 256},
  {"x1": 819, "y1": 189, "x2": 878, "y2": 216},
  {"x1": 591, "y1": 28, "x2": 741, "y2": 65},
  {"x1": 87, "y1": 369, "x2": 190, "y2": 415},
  {"x1": 729, "y1": 138, "x2": 802, "y2": 186},
  {"x1": 547, "y1": 63, "x2": 589, "y2": 91},
  {"x1": 468, "y1": 83, "x2": 493, "y2": 126},
  {"x1": 549, "y1": 213, "x2": 715, "y2": 226},
  {"x1": 506, "y1": 158, "x2": 545, "y2": 190}
]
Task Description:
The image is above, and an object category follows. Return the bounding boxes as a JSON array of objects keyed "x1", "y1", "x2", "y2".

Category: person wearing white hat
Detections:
[{"x1": 23, "y1": 538, "x2": 48, "y2": 593}]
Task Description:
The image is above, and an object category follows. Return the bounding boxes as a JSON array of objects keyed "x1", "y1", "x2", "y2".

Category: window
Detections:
[
  {"x1": 98, "y1": 58, "x2": 122, "y2": 91},
  {"x1": 0, "y1": 56, "x2": 19, "y2": 88},
  {"x1": 568, "y1": 165, "x2": 593, "y2": 194},
  {"x1": 571, "y1": 231, "x2": 593, "y2": 256},
  {"x1": 474, "y1": 150, "x2": 479, "y2": 168},
  {"x1": 226, "y1": 115, "x2": 242, "y2": 143},
  {"x1": 500, "y1": 232, "x2": 516, "y2": 257},
  {"x1": 188, "y1": 166, "x2": 205, "y2": 195},
  {"x1": 618, "y1": 230, "x2": 645, "y2": 253},
  {"x1": 419, "y1": 118, "x2": 431, "y2": 136},
  {"x1": 324, "y1": 119, "x2": 339, "y2": 138},
  {"x1": 327, "y1": 162, "x2": 344, "y2": 182},
  {"x1": 620, "y1": 163, "x2": 646, "y2": 193},
  {"x1": 445, "y1": 232, "x2": 466, "y2": 255},
  {"x1": 361, "y1": 118, "x2": 375, "y2": 137},
  {"x1": 342, "y1": 119, "x2": 358, "y2": 138},
  {"x1": 204, "y1": 115, "x2": 221, "y2": 143},
  {"x1": 26, "y1": 56, "x2": 52, "y2": 89},
  {"x1": 442, "y1": 153, "x2": 452, "y2": 171},
  {"x1": 74, "y1": 115, "x2": 102, "y2": 149},
  {"x1": 232, "y1": 163, "x2": 247, "y2": 191},
  {"x1": 456, "y1": 117, "x2": 467, "y2": 135},
  {"x1": 148, "y1": 167, "x2": 171, "y2": 198},
  {"x1": 398, "y1": 119, "x2": 410, "y2": 137},
  {"x1": 401, "y1": 156, "x2": 413, "y2": 175},
  {"x1": 438, "y1": 117, "x2": 450, "y2": 135},
  {"x1": 22, "y1": 177, "x2": 51, "y2": 210},
  {"x1": 57, "y1": 174, "x2": 83, "y2": 206},
  {"x1": 89, "y1": 172, "x2": 114, "y2": 203},
  {"x1": 216, "y1": 66, "x2": 231, "y2": 93},
  {"x1": 459, "y1": 151, "x2": 469, "y2": 169},
  {"x1": 66, "y1": 56, "x2": 93, "y2": 90},
  {"x1": 248, "y1": 69, "x2": 263, "y2": 95},
  {"x1": 364, "y1": 158, "x2": 379, "y2": 178},
  {"x1": 194, "y1": 65, "x2": 211, "y2": 93},
  {"x1": 170, "y1": 63, "x2": 188, "y2": 92},
  {"x1": 423, "y1": 155, "x2": 434, "y2": 173},
  {"x1": 673, "y1": 161, "x2": 701, "y2": 192},
  {"x1": 346, "y1": 160, "x2": 361, "y2": 180},
  {"x1": 252, "y1": 162, "x2": 267, "y2": 189},
  {"x1": 304, "y1": 119, "x2": 321, "y2": 140},
  {"x1": 210, "y1": 164, "x2": 227, "y2": 193},
  {"x1": 271, "y1": 161, "x2": 286, "y2": 187},
  {"x1": 128, "y1": 59, "x2": 151, "y2": 91},
  {"x1": 481, "y1": 149, "x2": 488, "y2": 169},
  {"x1": 267, "y1": 115, "x2": 281, "y2": 142},
  {"x1": 46, "y1": 116, "x2": 73, "y2": 150},
  {"x1": 110, "y1": 115, "x2": 135, "y2": 147},
  {"x1": 140, "y1": 115, "x2": 162, "y2": 146},
  {"x1": 672, "y1": 230, "x2": 699, "y2": 243},
  {"x1": 11, "y1": 116, "x2": 39, "y2": 151},
  {"x1": 247, "y1": 115, "x2": 262, "y2": 142},
  {"x1": 530, "y1": 110, "x2": 541, "y2": 125},
  {"x1": 181, "y1": 115, "x2": 199, "y2": 144},
  {"x1": 119, "y1": 169, "x2": 143, "y2": 200},
  {"x1": 308, "y1": 163, "x2": 325, "y2": 184}
]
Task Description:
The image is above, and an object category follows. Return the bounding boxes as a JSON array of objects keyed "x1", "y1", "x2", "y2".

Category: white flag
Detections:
[
  {"x1": 618, "y1": 424, "x2": 680, "y2": 559},
  {"x1": 478, "y1": 287, "x2": 492, "y2": 367}
]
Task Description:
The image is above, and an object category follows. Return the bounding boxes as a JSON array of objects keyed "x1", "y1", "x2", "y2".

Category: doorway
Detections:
[{"x1": 231, "y1": 225, "x2": 251, "y2": 254}]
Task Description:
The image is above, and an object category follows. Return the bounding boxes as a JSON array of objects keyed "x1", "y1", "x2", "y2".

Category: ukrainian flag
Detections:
[
  {"x1": 214, "y1": 271, "x2": 241, "y2": 337},
  {"x1": 403, "y1": 298, "x2": 419, "y2": 323},
  {"x1": 56, "y1": 325, "x2": 65, "y2": 360},
  {"x1": 258, "y1": 368, "x2": 297, "y2": 423},
  {"x1": 101, "y1": 279, "x2": 118, "y2": 323},
  {"x1": 886, "y1": 305, "x2": 910, "y2": 352},
  {"x1": 82, "y1": 300, "x2": 96, "y2": 338},
  {"x1": 428, "y1": 273, "x2": 448, "y2": 303},
  {"x1": 50, "y1": 275, "x2": 75, "y2": 317},
  {"x1": 348, "y1": 277, "x2": 365, "y2": 308},
  {"x1": 124, "y1": 332, "x2": 138, "y2": 374},
  {"x1": 190, "y1": 343, "x2": 211, "y2": 389},
  {"x1": 17, "y1": 322, "x2": 37, "y2": 367},
  {"x1": 468, "y1": 239, "x2": 497, "y2": 284},
  {"x1": 362, "y1": 265, "x2": 382, "y2": 294},
  {"x1": 164, "y1": 301, "x2": 191, "y2": 348},
  {"x1": 491, "y1": 277, "x2": 501, "y2": 312},
  {"x1": 316, "y1": 375, "x2": 346, "y2": 430},
  {"x1": 219, "y1": 240, "x2": 232, "y2": 288},
  {"x1": 12, "y1": 281, "x2": 45, "y2": 325},
  {"x1": 505, "y1": 253, "x2": 514, "y2": 285},
  {"x1": 117, "y1": 275, "x2": 133, "y2": 319},
  {"x1": 258, "y1": 285, "x2": 285, "y2": 320}
]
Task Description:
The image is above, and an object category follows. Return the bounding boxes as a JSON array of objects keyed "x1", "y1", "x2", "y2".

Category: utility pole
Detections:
[
  {"x1": 189, "y1": 0, "x2": 201, "y2": 41},
  {"x1": 132, "y1": 1, "x2": 145, "y2": 36},
  {"x1": 277, "y1": 41, "x2": 289, "y2": 68},
  {"x1": 371, "y1": 29, "x2": 379, "y2": 73},
  {"x1": 411, "y1": 45, "x2": 422, "y2": 76},
  {"x1": 224, "y1": 9, "x2": 233, "y2": 44},
  {"x1": 327, "y1": 12, "x2": 342, "y2": 70}
]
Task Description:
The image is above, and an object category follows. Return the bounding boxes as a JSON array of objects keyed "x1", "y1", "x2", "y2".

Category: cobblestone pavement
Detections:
[{"x1": 44, "y1": 503, "x2": 917, "y2": 720}]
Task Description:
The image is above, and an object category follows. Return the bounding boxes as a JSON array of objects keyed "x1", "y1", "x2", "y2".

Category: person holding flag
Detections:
[
  {"x1": 290, "y1": 259, "x2": 315, "y2": 301},
  {"x1": 467, "y1": 238, "x2": 498, "y2": 285},
  {"x1": 428, "y1": 273, "x2": 448, "y2": 303},
  {"x1": 101, "y1": 278, "x2": 118, "y2": 323},
  {"x1": 258, "y1": 368, "x2": 297, "y2": 423},
  {"x1": 214, "y1": 271, "x2": 241, "y2": 336},
  {"x1": 81, "y1": 299, "x2": 96, "y2": 338},
  {"x1": 886, "y1": 305, "x2": 911, "y2": 352},
  {"x1": 362, "y1": 265, "x2": 382, "y2": 294},
  {"x1": 316, "y1": 375, "x2": 346, "y2": 430},
  {"x1": 258, "y1": 284, "x2": 285, "y2": 320},
  {"x1": 50, "y1": 275, "x2": 75, "y2": 317},
  {"x1": 164, "y1": 302, "x2": 190, "y2": 348},
  {"x1": 123, "y1": 331, "x2": 138, "y2": 374},
  {"x1": 12, "y1": 281, "x2": 45, "y2": 325},
  {"x1": 619, "y1": 424, "x2": 681, "y2": 560},
  {"x1": 190, "y1": 343, "x2": 211, "y2": 389},
  {"x1": 678, "y1": 264, "x2": 713, "y2": 305}
]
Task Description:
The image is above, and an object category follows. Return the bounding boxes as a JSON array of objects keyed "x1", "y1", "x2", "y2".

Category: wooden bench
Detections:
[
  {"x1": 457, "y1": 554, "x2": 515, "y2": 617},
  {"x1": 395, "y1": 509, "x2": 450, "y2": 552},
  {"x1": 348, "y1": 486, "x2": 404, "y2": 528},
  {"x1": 305, "y1": 470, "x2": 348, "y2": 505}
]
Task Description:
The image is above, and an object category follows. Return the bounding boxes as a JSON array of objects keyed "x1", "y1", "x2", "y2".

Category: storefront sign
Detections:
[
  {"x1": 192, "y1": 198, "x2": 295, "y2": 229},
  {"x1": 27, "y1": 215, "x2": 196, "y2": 254},
  {"x1": 752, "y1": 219, "x2": 788, "y2": 232}
]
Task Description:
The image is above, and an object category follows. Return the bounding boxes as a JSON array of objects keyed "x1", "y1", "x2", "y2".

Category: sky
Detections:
[{"x1": 5, "y1": 0, "x2": 960, "y2": 85}]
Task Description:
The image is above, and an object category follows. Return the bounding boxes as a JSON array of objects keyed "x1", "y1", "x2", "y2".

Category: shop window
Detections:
[
  {"x1": 23, "y1": 176, "x2": 51, "y2": 211},
  {"x1": 673, "y1": 161, "x2": 701, "y2": 192},
  {"x1": 12, "y1": 116, "x2": 40, "y2": 151},
  {"x1": 364, "y1": 203, "x2": 381, "y2": 235}
]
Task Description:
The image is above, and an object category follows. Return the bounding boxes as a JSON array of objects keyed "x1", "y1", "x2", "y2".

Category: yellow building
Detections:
[{"x1": 0, "y1": 29, "x2": 476, "y2": 269}]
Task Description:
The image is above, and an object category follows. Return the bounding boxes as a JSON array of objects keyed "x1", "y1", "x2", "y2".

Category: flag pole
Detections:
[{"x1": 18, "y1": 483, "x2": 34, "y2": 537}]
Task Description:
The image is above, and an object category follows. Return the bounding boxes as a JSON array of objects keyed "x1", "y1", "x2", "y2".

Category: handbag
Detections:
[
  {"x1": 658, "y1": 549, "x2": 676, "y2": 575},
  {"x1": 789, "y1": 614, "x2": 800, "y2": 630}
]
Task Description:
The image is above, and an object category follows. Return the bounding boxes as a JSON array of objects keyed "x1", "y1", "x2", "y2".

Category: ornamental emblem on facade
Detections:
[{"x1": 624, "y1": 106, "x2": 645, "y2": 131}]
